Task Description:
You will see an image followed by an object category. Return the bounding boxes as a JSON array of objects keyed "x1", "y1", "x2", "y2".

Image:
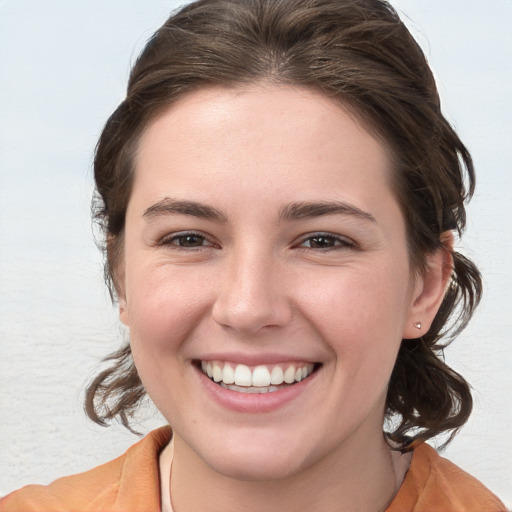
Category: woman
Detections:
[{"x1": 0, "y1": 0, "x2": 507, "y2": 510}]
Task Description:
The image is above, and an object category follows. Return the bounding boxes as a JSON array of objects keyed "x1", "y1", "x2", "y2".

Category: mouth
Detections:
[{"x1": 196, "y1": 360, "x2": 319, "y2": 394}]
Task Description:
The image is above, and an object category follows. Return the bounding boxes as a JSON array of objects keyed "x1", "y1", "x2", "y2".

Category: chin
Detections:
[
  {"x1": 208, "y1": 449, "x2": 309, "y2": 482},
  {"x1": 192, "y1": 427, "x2": 321, "y2": 482}
]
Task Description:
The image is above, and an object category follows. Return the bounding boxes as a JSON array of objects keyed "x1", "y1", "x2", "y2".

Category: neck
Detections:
[{"x1": 169, "y1": 428, "x2": 398, "y2": 512}]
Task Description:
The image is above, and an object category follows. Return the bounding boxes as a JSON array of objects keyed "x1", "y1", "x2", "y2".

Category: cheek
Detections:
[
  {"x1": 296, "y1": 262, "x2": 412, "y2": 393},
  {"x1": 125, "y1": 265, "x2": 216, "y2": 414},
  {"x1": 300, "y1": 263, "x2": 411, "y2": 342},
  {"x1": 125, "y1": 262, "x2": 214, "y2": 354}
]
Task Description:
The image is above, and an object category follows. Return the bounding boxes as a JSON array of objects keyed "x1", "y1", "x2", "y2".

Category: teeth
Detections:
[
  {"x1": 201, "y1": 361, "x2": 315, "y2": 388},
  {"x1": 270, "y1": 366, "x2": 284, "y2": 385},
  {"x1": 234, "y1": 364, "x2": 252, "y2": 386},
  {"x1": 252, "y1": 365, "x2": 271, "y2": 387},
  {"x1": 222, "y1": 363, "x2": 235, "y2": 385},
  {"x1": 283, "y1": 365, "x2": 296, "y2": 384},
  {"x1": 220, "y1": 383, "x2": 281, "y2": 393},
  {"x1": 212, "y1": 364, "x2": 223, "y2": 382}
]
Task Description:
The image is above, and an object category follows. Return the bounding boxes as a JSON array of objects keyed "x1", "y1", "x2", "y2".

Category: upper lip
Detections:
[{"x1": 192, "y1": 352, "x2": 320, "y2": 366}]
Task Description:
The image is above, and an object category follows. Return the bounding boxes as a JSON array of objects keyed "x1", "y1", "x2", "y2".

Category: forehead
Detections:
[
  {"x1": 133, "y1": 85, "x2": 395, "y2": 202},
  {"x1": 137, "y1": 85, "x2": 391, "y2": 172}
]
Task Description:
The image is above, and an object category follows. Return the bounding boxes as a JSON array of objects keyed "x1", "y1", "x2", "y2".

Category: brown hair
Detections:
[{"x1": 86, "y1": 0, "x2": 481, "y2": 447}]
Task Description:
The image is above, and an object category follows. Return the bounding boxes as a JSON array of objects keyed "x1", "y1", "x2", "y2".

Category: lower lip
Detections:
[{"x1": 196, "y1": 366, "x2": 318, "y2": 413}]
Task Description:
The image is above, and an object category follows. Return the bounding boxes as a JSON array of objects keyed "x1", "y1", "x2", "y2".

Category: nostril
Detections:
[
  {"x1": 212, "y1": 298, "x2": 293, "y2": 333},
  {"x1": 211, "y1": 266, "x2": 293, "y2": 333}
]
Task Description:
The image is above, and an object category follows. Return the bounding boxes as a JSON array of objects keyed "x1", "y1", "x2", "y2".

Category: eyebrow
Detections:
[
  {"x1": 279, "y1": 201, "x2": 376, "y2": 223},
  {"x1": 143, "y1": 198, "x2": 228, "y2": 222},
  {"x1": 142, "y1": 197, "x2": 376, "y2": 224}
]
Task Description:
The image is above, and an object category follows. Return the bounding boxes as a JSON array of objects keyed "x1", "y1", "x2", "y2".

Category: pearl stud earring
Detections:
[{"x1": 414, "y1": 322, "x2": 422, "y2": 330}]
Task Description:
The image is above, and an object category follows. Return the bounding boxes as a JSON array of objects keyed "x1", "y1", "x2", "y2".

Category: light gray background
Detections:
[{"x1": 1, "y1": 0, "x2": 511, "y2": 507}]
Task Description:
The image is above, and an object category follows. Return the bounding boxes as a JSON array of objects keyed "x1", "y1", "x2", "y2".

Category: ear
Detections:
[
  {"x1": 402, "y1": 232, "x2": 454, "y2": 339},
  {"x1": 115, "y1": 258, "x2": 129, "y2": 327},
  {"x1": 106, "y1": 232, "x2": 130, "y2": 326},
  {"x1": 119, "y1": 296, "x2": 130, "y2": 326}
]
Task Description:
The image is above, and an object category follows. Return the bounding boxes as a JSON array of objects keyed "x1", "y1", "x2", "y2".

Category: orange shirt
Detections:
[{"x1": 0, "y1": 427, "x2": 506, "y2": 512}]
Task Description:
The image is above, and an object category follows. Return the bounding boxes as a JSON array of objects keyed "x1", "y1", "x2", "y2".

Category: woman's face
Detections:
[{"x1": 120, "y1": 86, "x2": 436, "y2": 480}]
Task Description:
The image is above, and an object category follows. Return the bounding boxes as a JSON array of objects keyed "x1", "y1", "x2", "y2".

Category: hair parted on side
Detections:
[{"x1": 86, "y1": 0, "x2": 482, "y2": 448}]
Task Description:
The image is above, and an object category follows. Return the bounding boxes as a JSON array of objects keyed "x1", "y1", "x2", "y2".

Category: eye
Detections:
[
  {"x1": 160, "y1": 231, "x2": 213, "y2": 248},
  {"x1": 299, "y1": 233, "x2": 354, "y2": 250}
]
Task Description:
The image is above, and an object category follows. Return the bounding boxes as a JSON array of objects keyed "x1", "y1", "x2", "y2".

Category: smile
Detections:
[{"x1": 199, "y1": 360, "x2": 317, "y2": 393}]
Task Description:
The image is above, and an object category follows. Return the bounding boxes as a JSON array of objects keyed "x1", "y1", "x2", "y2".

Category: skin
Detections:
[{"x1": 119, "y1": 85, "x2": 451, "y2": 512}]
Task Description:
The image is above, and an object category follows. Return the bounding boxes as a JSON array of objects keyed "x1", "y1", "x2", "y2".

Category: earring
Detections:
[{"x1": 414, "y1": 322, "x2": 422, "y2": 330}]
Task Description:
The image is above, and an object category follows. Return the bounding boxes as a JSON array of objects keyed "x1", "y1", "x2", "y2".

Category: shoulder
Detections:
[
  {"x1": 0, "y1": 427, "x2": 172, "y2": 512},
  {"x1": 387, "y1": 442, "x2": 507, "y2": 512}
]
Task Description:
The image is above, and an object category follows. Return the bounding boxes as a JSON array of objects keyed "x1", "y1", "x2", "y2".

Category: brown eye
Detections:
[
  {"x1": 300, "y1": 233, "x2": 354, "y2": 250},
  {"x1": 307, "y1": 236, "x2": 337, "y2": 248},
  {"x1": 176, "y1": 234, "x2": 206, "y2": 247},
  {"x1": 162, "y1": 232, "x2": 211, "y2": 248}
]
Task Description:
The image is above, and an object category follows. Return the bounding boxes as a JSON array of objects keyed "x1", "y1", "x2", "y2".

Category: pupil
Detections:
[
  {"x1": 182, "y1": 235, "x2": 202, "y2": 247},
  {"x1": 311, "y1": 236, "x2": 332, "y2": 248}
]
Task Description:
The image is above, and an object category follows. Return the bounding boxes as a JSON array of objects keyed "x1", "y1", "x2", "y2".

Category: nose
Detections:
[{"x1": 212, "y1": 247, "x2": 293, "y2": 334}]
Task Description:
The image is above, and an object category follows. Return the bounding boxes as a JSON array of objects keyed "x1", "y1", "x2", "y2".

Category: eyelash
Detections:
[
  {"x1": 159, "y1": 231, "x2": 356, "y2": 251},
  {"x1": 296, "y1": 232, "x2": 356, "y2": 251},
  {"x1": 159, "y1": 231, "x2": 214, "y2": 249}
]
